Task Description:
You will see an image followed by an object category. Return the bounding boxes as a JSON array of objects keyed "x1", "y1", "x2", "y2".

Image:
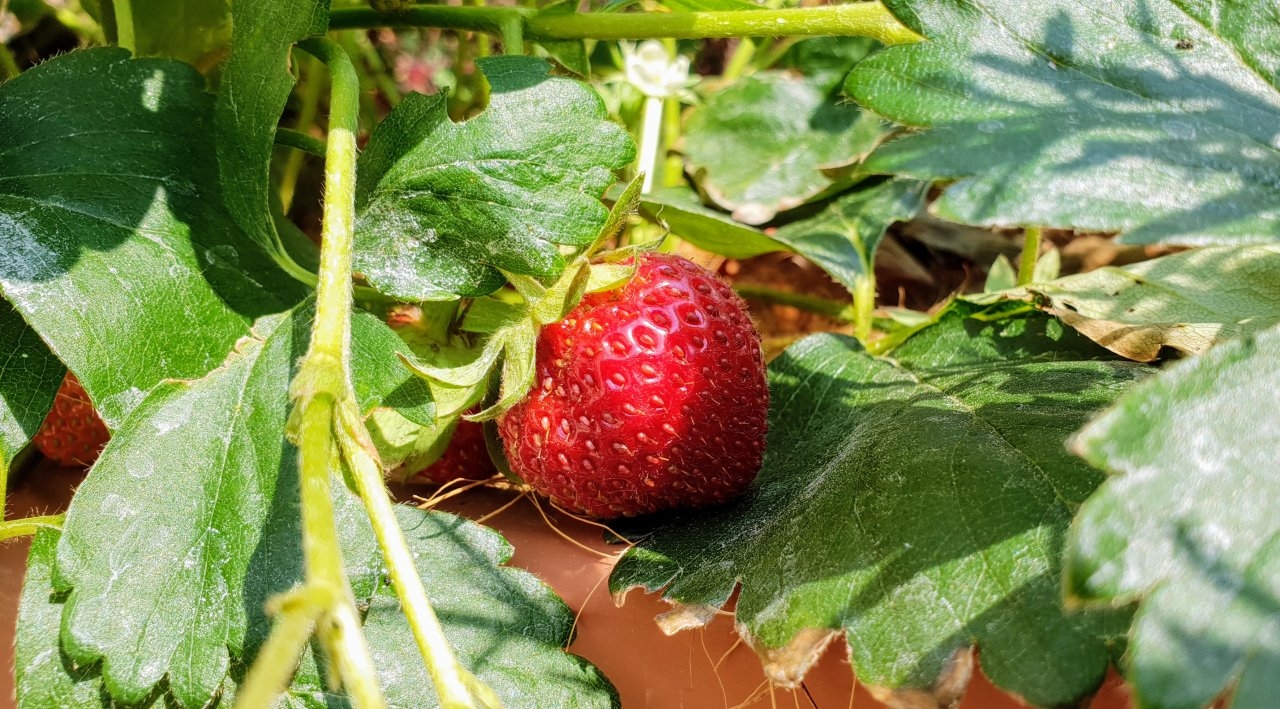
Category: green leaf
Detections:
[
  {"x1": 983, "y1": 254, "x2": 1018, "y2": 293},
  {"x1": 15, "y1": 529, "x2": 105, "y2": 709},
  {"x1": 982, "y1": 244, "x2": 1280, "y2": 362},
  {"x1": 215, "y1": 0, "x2": 329, "y2": 253},
  {"x1": 0, "y1": 300, "x2": 63, "y2": 469},
  {"x1": 684, "y1": 48, "x2": 886, "y2": 224},
  {"x1": 1068, "y1": 326, "x2": 1280, "y2": 709},
  {"x1": 128, "y1": 0, "x2": 232, "y2": 72},
  {"x1": 0, "y1": 49, "x2": 303, "y2": 427},
  {"x1": 779, "y1": 36, "x2": 884, "y2": 92},
  {"x1": 610, "y1": 304, "x2": 1146, "y2": 705},
  {"x1": 353, "y1": 56, "x2": 635, "y2": 301},
  {"x1": 461, "y1": 297, "x2": 525, "y2": 335},
  {"x1": 351, "y1": 309, "x2": 435, "y2": 426},
  {"x1": 638, "y1": 186, "x2": 785, "y2": 259},
  {"x1": 44, "y1": 301, "x2": 411, "y2": 706},
  {"x1": 531, "y1": 261, "x2": 590, "y2": 326},
  {"x1": 40, "y1": 299, "x2": 596, "y2": 707},
  {"x1": 368, "y1": 407, "x2": 456, "y2": 478},
  {"x1": 771, "y1": 178, "x2": 927, "y2": 292},
  {"x1": 847, "y1": 0, "x2": 1280, "y2": 246},
  {"x1": 21, "y1": 503, "x2": 618, "y2": 708},
  {"x1": 50, "y1": 304, "x2": 315, "y2": 707}
]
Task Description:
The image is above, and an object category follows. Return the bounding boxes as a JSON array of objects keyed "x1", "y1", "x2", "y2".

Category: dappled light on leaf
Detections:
[{"x1": 848, "y1": 0, "x2": 1280, "y2": 246}]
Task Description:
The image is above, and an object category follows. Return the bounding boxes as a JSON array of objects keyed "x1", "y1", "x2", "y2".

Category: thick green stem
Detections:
[
  {"x1": 112, "y1": 0, "x2": 136, "y2": 52},
  {"x1": 292, "y1": 36, "x2": 492, "y2": 709},
  {"x1": 500, "y1": 16, "x2": 524, "y2": 55},
  {"x1": 329, "y1": 4, "x2": 920, "y2": 44},
  {"x1": 234, "y1": 597, "x2": 322, "y2": 707},
  {"x1": 298, "y1": 37, "x2": 360, "y2": 360},
  {"x1": 339, "y1": 410, "x2": 498, "y2": 709},
  {"x1": 1017, "y1": 226, "x2": 1043, "y2": 286},
  {"x1": 0, "y1": 514, "x2": 63, "y2": 543},
  {"x1": 852, "y1": 274, "x2": 876, "y2": 343},
  {"x1": 241, "y1": 36, "x2": 387, "y2": 709}
]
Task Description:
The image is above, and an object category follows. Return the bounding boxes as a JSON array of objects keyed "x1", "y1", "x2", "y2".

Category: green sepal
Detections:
[{"x1": 586, "y1": 262, "x2": 637, "y2": 294}]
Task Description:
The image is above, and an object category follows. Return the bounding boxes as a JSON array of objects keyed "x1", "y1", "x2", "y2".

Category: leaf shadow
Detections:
[
  {"x1": 0, "y1": 47, "x2": 296, "y2": 321},
  {"x1": 863, "y1": 0, "x2": 1280, "y2": 244}
]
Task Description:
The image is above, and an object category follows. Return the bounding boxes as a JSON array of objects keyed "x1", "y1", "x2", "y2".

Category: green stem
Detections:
[
  {"x1": 297, "y1": 37, "x2": 360, "y2": 359},
  {"x1": 721, "y1": 38, "x2": 756, "y2": 82},
  {"x1": 852, "y1": 274, "x2": 876, "y2": 343},
  {"x1": 339, "y1": 410, "x2": 498, "y2": 709},
  {"x1": 293, "y1": 36, "x2": 491, "y2": 709},
  {"x1": 500, "y1": 15, "x2": 524, "y2": 55},
  {"x1": 328, "y1": 4, "x2": 920, "y2": 44},
  {"x1": 234, "y1": 599, "x2": 322, "y2": 707},
  {"x1": 661, "y1": 91, "x2": 682, "y2": 189},
  {"x1": 0, "y1": 514, "x2": 63, "y2": 543},
  {"x1": 50, "y1": 1, "x2": 106, "y2": 43},
  {"x1": 269, "y1": 36, "x2": 387, "y2": 709},
  {"x1": 275, "y1": 127, "x2": 328, "y2": 157},
  {"x1": 0, "y1": 43, "x2": 20, "y2": 81},
  {"x1": 637, "y1": 95, "x2": 663, "y2": 193},
  {"x1": 113, "y1": 0, "x2": 136, "y2": 52},
  {"x1": 733, "y1": 283, "x2": 855, "y2": 323},
  {"x1": 1017, "y1": 226, "x2": 1042, "y2": 286},
  {"x1": 280, "y1": 55, "x2": 326, "y2": 213}
]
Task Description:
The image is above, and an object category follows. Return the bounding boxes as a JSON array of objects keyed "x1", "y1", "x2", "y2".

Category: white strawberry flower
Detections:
[{"x1": 622, "y1": 40, "x2": 692, "y2": 100}]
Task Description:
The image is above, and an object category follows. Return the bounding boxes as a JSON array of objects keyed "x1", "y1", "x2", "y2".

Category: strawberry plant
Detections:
[{"x1": 1, "y1": 0, "x2": 1278, "y2": 707}]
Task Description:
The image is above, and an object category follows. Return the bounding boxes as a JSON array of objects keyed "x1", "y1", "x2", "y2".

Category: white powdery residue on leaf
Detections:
[
  {"x1": 0, "y1": 212, "x2": 60, "y2": 282},
  {"x1": 101, "y1": 387, "x2": 147, "y2": 421},
  {"x1": 101, "y1": 493, "x2": 136, "y2": 521},
  {"x1": 152, "y1": 393, "x2": 195, "y2": 435}
]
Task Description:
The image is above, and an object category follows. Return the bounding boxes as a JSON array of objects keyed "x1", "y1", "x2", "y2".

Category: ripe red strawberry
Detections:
[
  {"x1": 499, "y1": 253, "x2": 768, "y2": 518},
  {"x1": 33, "y1": 373, "x2": 110, "y2": 467},
  {"x1": 412, "y1": 417, "x2": 495, "y2": 485}
]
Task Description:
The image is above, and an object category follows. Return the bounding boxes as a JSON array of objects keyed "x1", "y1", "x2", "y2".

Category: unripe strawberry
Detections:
[
  {"x1": 33, "y1": 373, "x2": 110, "y2": 467},
  {"x1": 499, "y1": 253, "x2": 768, "y2": 518},
  {"x1": 411, "y1": 417, "x2": 495, "y2": 485}
]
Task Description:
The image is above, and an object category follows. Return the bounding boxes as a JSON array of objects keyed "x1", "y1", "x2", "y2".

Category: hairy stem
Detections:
[
  {"x1": 0, "y1": 514, "x2": 63, "y2": 543},
  {"x1": 234, "y1": 600, "x2": 321, "y2": 707},
  {"x1": 294, "y1": 35, "x2": 493, "y2": 709},
  {"x1": 298, "y1": 37, "x2": 360, "y2": 358},
  {"x1": 1017, "y1": 226, "x2": 1043, "y2": 286},
  {"x1": 237, "y1": 36, "x2": 388, "y2": 709},
  {"x1": 339, "y1": 409, "x2": 499, "y2": 709},
  {"x1": 329, "y1": 4, "x2": 920, "y2": 45}
]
